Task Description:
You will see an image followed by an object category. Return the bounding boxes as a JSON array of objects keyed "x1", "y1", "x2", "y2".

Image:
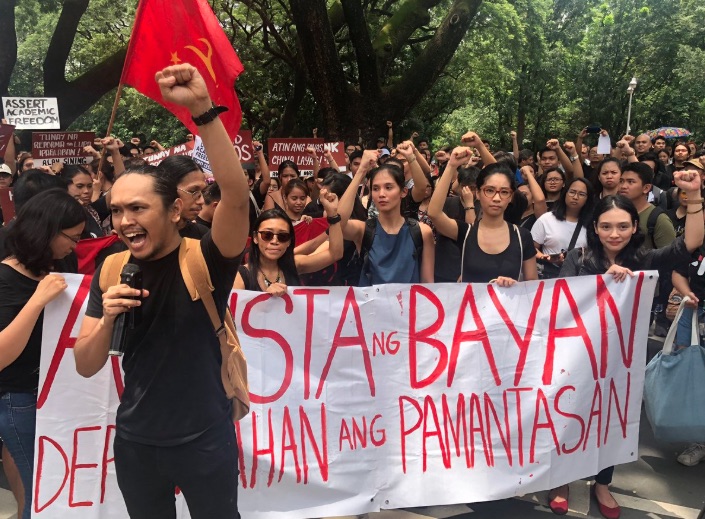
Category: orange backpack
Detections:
[{"x1": 99, "y1": 238, "x2": 250, "y2": 421}]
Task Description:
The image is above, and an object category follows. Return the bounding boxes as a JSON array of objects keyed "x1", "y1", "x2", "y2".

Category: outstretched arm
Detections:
[{"x1": 156, "y1": 64, "x2": 250, "y2": 258}]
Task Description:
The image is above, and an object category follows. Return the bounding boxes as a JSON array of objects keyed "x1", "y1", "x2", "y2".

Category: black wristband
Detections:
[
  {"x1": 191, "y1": 105, "x2": 228, "y2": 126},
  {"x1": 327, "y1": 214, "x2": 342, "y2": 225}
]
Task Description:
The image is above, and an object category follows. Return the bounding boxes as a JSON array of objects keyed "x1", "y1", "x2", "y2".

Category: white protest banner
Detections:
[
  {"x1": 191, "y1": 136, "x2": 212, "y2": 175},
  {"x1": 142, "y1": 141, "x2": 195, "y2": 166},
  {"x1": 2, "y1": 97, "x2": 60, "y2": 129},
  {"x1": 32, "y1": 132, "x2": 95, "y2": 167},
  {"x1": 36, "y1": 274, "x2": 657, "y2": 518}
]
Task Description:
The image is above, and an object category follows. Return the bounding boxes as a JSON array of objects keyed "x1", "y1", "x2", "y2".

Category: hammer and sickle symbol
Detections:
[{"x1": 185, "y1": 38, "x2": 217, "y2": 85}]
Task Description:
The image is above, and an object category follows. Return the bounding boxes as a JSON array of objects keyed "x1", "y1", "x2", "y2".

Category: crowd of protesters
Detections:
[{"x1": 1, "y1": 99, "x2": 705, "y2": 518}]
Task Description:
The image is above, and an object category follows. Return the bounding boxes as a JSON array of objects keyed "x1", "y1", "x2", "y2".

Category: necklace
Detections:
[{"x1": 260, "y1": 269, "x2": 281, "y2": 288}]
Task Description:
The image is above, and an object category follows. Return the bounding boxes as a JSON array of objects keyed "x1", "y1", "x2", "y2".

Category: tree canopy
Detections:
[{"x1": 3, "y1": 0, "x2": 704, "y2": 149}]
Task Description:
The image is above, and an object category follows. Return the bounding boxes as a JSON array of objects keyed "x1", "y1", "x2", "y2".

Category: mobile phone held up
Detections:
[{"x1": 585, "y1": 125, "x2": 602, "y2": 134}]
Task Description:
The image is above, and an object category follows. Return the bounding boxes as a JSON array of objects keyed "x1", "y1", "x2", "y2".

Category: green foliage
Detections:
[{"x1": 8, "y1": 0, "x2": 705, "y2": 149}]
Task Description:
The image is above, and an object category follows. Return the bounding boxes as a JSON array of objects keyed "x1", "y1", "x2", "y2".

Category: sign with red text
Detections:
[
  {"x1": 32, "y1": 132, "x2": 95, "y2": 167},
  {"x1": 0, "y1": 123, "x2": 15, "y2": 155},
  {"x1": 142, "y1": 141, "x2": 195, "y2": 166},
  {"x1": 268, "y1": 138, "x2": 324, "y2": 175},
  {"x1": 36, "y1": 274, "x2": 657, "y2": 518}
]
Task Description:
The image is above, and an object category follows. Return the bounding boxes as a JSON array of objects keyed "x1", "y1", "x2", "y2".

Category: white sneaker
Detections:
[{"x1": 677, "y1": 443, "x2": 705, "y2": 466}]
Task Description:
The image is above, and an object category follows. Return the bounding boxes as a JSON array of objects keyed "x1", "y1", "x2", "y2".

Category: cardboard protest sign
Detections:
[
  {"x1": 190, "y1": 136, "x2": 212, "y2": 175},
  {"x1": 142, "y1": 141, "x2": 195, "y2": 166},
  {"x1": 32, "y1": 132, "x2": 96, "y2": 167},
  {"x1": 324, "y1": 141, "x2": 347, "y2": 171},
  {"x1": 0, "y1": 123, "x2": 15, "y2": 155},
  {"x1": 268, "y1": 138, "x2": 324, "y2": 175},
  {"x1": 2, "y1": 97, "x2": 60, "y2": 129},
  {"x1": 37, "y1": 274, "x2": 657, "y2": 518},
  {"x1": 235, "y1": 130, "x2": 255, "y2": 168},
  {"x1": 0, "y1": 188, "x2": 14, "y2": 221}
]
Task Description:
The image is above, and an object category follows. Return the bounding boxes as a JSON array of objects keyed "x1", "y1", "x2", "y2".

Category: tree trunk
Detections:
[
  {"x1": 0, "y1": 0, "x2": 18, "y2": 109},
  {"x1": 43, "y1": 0, "x2": 126, "y2": 129}
]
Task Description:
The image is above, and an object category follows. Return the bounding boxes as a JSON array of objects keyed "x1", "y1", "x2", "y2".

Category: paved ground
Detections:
[{"x1": 0, "y1": 337, "x2": 702, "y2": 519}]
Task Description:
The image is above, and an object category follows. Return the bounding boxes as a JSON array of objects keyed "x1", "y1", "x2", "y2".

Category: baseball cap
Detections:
[
  {"x1": 376, "y1": 137, "x2": 385, "y2": 143},
  {"x1": 0, "y1": 164, "x2": 11, "y2": 176},
  {"x1": 380, "y1": 149, "x2": 391, "y2": 157},
  {"x1": 683, "y1": 159, "x2": 705, "y2": 171}
]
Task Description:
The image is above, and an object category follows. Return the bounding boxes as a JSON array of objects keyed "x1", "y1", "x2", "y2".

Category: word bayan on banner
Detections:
[{"x1": 34, "y1": 274, "x2": 657, "y2": 519}]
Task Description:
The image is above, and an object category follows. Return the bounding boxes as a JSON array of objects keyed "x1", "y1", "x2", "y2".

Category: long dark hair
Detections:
[
  {"x1": 582, "y1": 195, "x2": 645, "y2": 272},
  {"x1": 246, "y1": 209, "x2": 300, "y2": 288},
  {"x1": 552, "y1": 177, "x2": 595, "y2": 227},
  {"x1": 475, "y1": 162, "x2": 526, "y2": 225},
  {"x1": 5, "y1": 189, "x2": 85, "y2": 275}
]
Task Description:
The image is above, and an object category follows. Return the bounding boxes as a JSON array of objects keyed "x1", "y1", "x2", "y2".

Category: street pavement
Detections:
[{"x1": 0, "y1": 337, "x2": 702, "y2": 519}]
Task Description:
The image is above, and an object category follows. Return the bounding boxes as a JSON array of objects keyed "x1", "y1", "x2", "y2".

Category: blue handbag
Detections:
[{"x1": 644, "y1": 296, "x2": 705, "y2": 443}]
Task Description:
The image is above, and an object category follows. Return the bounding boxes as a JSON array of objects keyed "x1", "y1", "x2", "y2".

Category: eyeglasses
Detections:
[
  {"x1": 257, "y1": 230, "x2": 292, "y2": 243},
  {"x1": 567, "y1": 189, "x2": 588, "y2": 199},
  {"x1": 480, "y1": 186, "x2": 513, "y2": 199},
  {"x1": 177, "y1": 187, "x2": 204, "y2": 200},
  {"x1": 546, "y1": 178, "x2": 563, "y2": 184},
  {"x1": 60, "y1": 231, "x2": 80, "y2": 244}
]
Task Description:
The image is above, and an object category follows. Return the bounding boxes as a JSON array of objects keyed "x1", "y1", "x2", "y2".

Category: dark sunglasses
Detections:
[{"x1": 257, "y1": 230, "x2": 291, "y2": 243}]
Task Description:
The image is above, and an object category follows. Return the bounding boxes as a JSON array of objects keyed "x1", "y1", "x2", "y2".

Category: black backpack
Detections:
[{"x1": 646, "y1": 207, "x2": 666, "y2": 249}]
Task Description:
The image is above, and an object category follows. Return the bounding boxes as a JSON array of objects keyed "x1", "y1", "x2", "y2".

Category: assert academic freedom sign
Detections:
[{"x1": 35, "y1": 274, "x2": 657, "y2": 518}]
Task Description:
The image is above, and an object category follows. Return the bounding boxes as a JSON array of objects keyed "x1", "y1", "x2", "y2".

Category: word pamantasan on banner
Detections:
[{"x1": 34, "y1": 274, "x2": 657, "y2": 519}]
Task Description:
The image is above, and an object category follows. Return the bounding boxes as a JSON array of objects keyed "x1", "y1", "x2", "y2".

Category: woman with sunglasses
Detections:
[
  {"x1": 234, "y1": 189, "x2": 343, "y2": 294},
  {"x1": 428, "y1": 134, "x2": 538, "y2": 286},
  {"x1": 547, "y1": 170, "x2": 705, "y2": 518},
  {"x1": 0, "y1": 189, "x2": 84, "y2": 518},
  {"x1": 532, "y1": 177, "x2": 594, "y2": 279}
]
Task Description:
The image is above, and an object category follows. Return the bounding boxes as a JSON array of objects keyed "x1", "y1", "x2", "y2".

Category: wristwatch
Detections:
[{"x1": 191, "y1": 105, "x2": 228, "y2": 126}]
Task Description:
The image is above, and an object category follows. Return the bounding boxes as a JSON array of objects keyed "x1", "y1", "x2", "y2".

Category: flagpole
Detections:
[{"x1": 98, "y1": 0, "x2": 147, "y2": 175}]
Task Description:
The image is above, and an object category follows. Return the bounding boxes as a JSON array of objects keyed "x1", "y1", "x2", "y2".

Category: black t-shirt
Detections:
[
  {"x1": 195, "y1": 215, "x2": 212, "y2": 229},
  {"x1": 179, "y1": 220, "x2": 210, "y2": 240},
  {"x1": 0, "y1": 264, "x2": 42, "y2": 393},
  {"x1": 666, "y1": 209, "x2": 685, "y2": 237},
  {"x1": 455, "y1": 220, "x2": 536, "y2": 283},
  {"x1": 434, "y1": 196, "x2": 464, "y2": 283},
  {"x1": 674, "y1": 245, "x2": 705, "y2": 304},
  {"x1": 86, "y1": 233, "x2": 242, "y2": 445}
]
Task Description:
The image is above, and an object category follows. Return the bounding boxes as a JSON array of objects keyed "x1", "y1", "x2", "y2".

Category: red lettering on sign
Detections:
[
  {"x1": 409, "y1": 285, "x2": 447, "y2": 388},
  {"x1": 529, "y1": 389, "x2": 560, "y2": 464},
  {"x1": 554, "y1": 386, "x2": 585, "y2": 454},
  {"x1": 596, "y1": 273, "x2": 644, "y2": 374},
  {"x1": 506, "y1": 387, "x2": 533, "y2": 467},
  {"x1": 292, "y1": 288, "x2": 329, "y2": 400},
  {"x1": 34, "y1": 436, "x2": 69, "y2": 513},
  {"x1": 38, "y1": 275, "x2": 92, "y2": 409},
  {"x1": 583, "y1": 381, "x2": 603, "y2": 450},
  {"x1": 300, "y1": 404, "x2": 328, "y2": 483},
  {"x1": 450, "y1": 285, "x2": 499, "y2": 387},
  {"x1": 442, "y1": 393, "x2": 469, "y2": 467},
  {"x1": 242, "y1": 294, "x2": 294, "y2": 404},
  {"x1": 544, "y1": 280, "x2": 598, "y2": 385},
  {"x1": 422, "y1": 395, "x2": 449, "y2": 471},
  {"x1": 484, "y1": 392, "x2": 513, "y2": 467},
  {"x1": 249, "y1": 408, "x2": 275, "y2": 488},
  {"x1": 487, "y1": 283, "x2": 545, "y2": 386},
  {"x1": 279, "y1": 406, "x2": 301, "y2": 483},
  {"x1": 317, "y1": 288, "x2": 374, "y2": 399},
  {"x1": 100, "y1": 425, "x2": 115, "y2": 503},
  {"x1": 604, "y1": 372, "x2": 630, "y2": 444},
  {"x1": 69, "y1": 426, "x2": 100, "y2": 507},
  {"x1": 399, "y1": 396, "x2": 423, "y2": 473},
  {"x1": 469, "y1": 393, "x2": 491, "y2": 467}
]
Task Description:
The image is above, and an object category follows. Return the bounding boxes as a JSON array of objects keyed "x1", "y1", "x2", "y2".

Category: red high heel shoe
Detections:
[
  {"x1": 548, "y1": 485, "x2": 569, "y2": 515},
  {"x1": 591, "y1": 484, "x2": 621, "y2": 519}
]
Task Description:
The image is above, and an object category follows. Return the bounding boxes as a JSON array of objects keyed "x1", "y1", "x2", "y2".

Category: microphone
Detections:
[{"x1": 109, "y1": 264, "x2": 143, "y2": 357}]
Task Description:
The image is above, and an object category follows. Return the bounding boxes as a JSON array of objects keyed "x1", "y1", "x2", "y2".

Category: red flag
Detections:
[{"x1": 122, "y1": 0, "x2": 244, "y2": 139}]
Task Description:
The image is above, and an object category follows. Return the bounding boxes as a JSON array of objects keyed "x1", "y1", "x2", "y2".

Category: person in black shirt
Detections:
[
  {"x1": 74, "y1": 64, "x2": 251, "y2": 519},
  {"x1": 0, "y1": 189, "x2": 85, "y2": 519},
  {"x1": 553, "y1": 171, "x2": 704, "y2": 517},
  {"x1": 157, "y1": 155, "x2": 211, "y2": 239}
]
